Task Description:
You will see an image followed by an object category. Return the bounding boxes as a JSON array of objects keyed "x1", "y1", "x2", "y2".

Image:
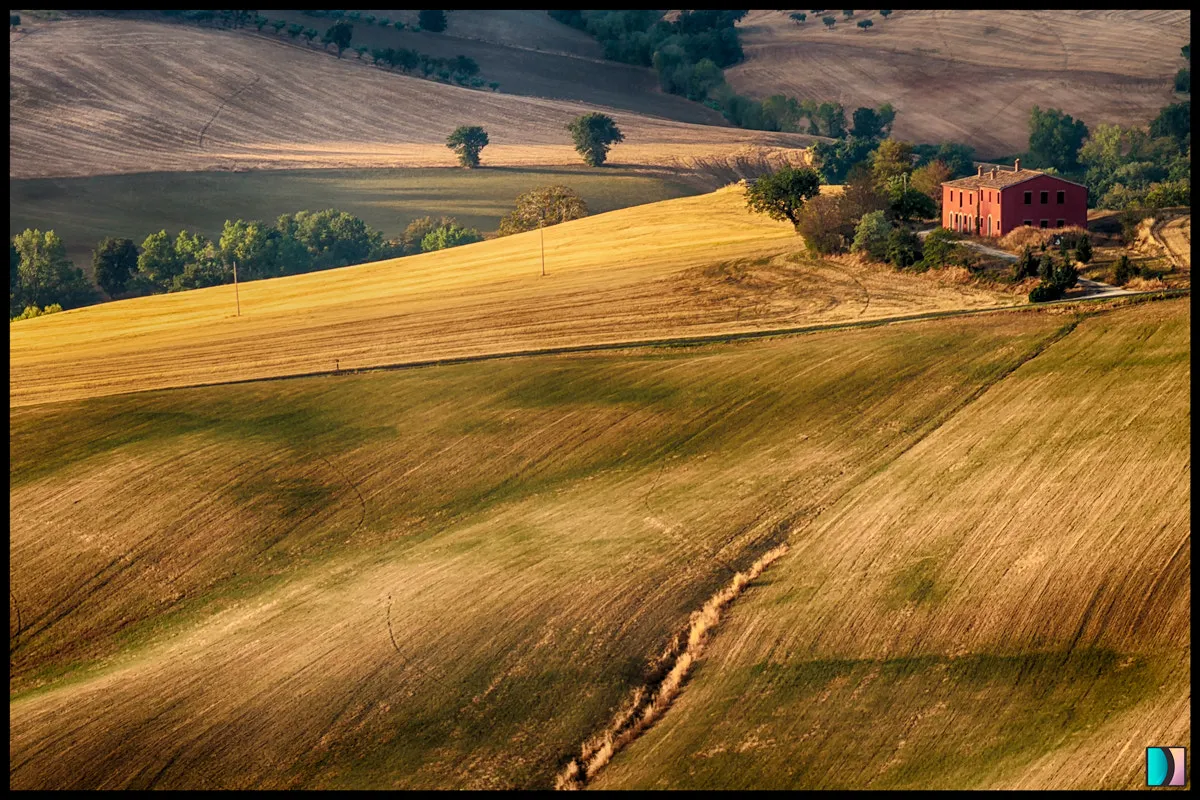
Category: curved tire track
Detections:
[{"x1": 197, "y1": 74, "x2": 260, "y2": 148}]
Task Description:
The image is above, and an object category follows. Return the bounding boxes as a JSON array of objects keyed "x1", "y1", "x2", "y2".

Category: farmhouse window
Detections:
[
  {"x1": 1040, "y1": 219, "x2": 1048, "y2": 228},
  {"x1": 959, "y1": 192, "x2": 963, "y2": 208},
  {"x1": 1024, "y1": 191, "x2": 1032, "y2": 205},
  {"x1": 1056, "y1": 190, "x2": 1065, "y2": 204},
  {"x1": 1040, "y1": 191, "x2": 1048, "y2": 204},
  {"x1": 1056, "y1": 219, "x2": 1065, "y2": 228},
  {"x1": 1023, "y1": 220, "x2": 1032, "y2": 227}
]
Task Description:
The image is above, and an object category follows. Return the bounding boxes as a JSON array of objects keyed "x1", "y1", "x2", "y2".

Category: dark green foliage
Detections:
[
  {"x1": 1183, "y1": 43, "x2": 1190, "y2": 61},
  {"x1": 401, "y1": 216, "x2": 457, "y2": 255},
  {"x1": 446, "y1": 125, "x2": 489, "y2": 168},
  {"x1": 1051, "y1": 260, "x2": 1078, "y2": 289},
  {"x1": 92, "y1": 237, "x2": 139, "y2": 296},
  {"x1": 880, "y1": 9, "x2": 892, "y2": 18},
  {"x1": 912, "y1": 142, "x2": 977, "y2": 178},
  {"x1": 1028, "y1": 281, "x2": 1064, "y2": 302},
  {"x1": 1011, "y1": 246, "x2": 1033, "y2": 281},
  {"x1": 10, "y1": 241, "x2": 20, "y2": 317},
  {"x1": 823, "y1": 15, "x2": 836, "y2": 28},
  {"x1": 850, "y1": 210, "x2": 891, "y2": 260},
  {"x1": 1150, "y1": 101, "x2": 1190, "y2": 147},
  {"x1": 790, "y1": 12, "x2": 807, "y2": 24},
  {"x1": 857, "y1": 19, "x2": 873, "y2": 31},
  {"x1": 1112, "y1": 254, "x2": 1138, "y2": 285},
  {"x1": 886, "y1": 182, "x2": 938, "y2": 223},
  {"x1": 253, "y1": 16, "x2": 267, "y2": 31},
  {"x1": 918, "y1": 228, "x2": 961, "y2": 269},
  {"x1": 1074, "y1": 234, "x2": 1092, "y2": 265},
  {"x1": 851, "y1": 106, "x2": 885, "y2": 139},
  {"x1": 1175, "y1": 68, "x2": 1190, "y2": 94},
  {"x1": 885, "y1": 226, "x2": 922, "y2": 268},
  {"x1": 10, "y1": 13, "x2": 20, "y2": 29},
  {"x1": 1028, "y1": 105, "x2": 1089, "y2": 172},
  {"x1": 419, "y1": 10, "x2": 447, "y2": 33},
  {"x1": 843, "y1": 9, "x2": 854, "y2": 18},
  {"x1": 271, "y1": 20, "x2": 286, "y2": 34},
  {"x1": 12, "y1": 228, "x2": 94, "y2": 312},
  {"x1": 323, "y1": 21, "x2": 353, "y2": 57},
  {"x1": 745, "y1": 166, "x2": 823, "y2": 229},
  {"x1": 567, "y1": 113, "x2": 625, "y2": 167},
  {"x1": 812, "y1": 136, "x2": 877, "y2": 183},
  {"x1": 1036, "y1": 253, "x2": 1055, "y2": 281},
  {"x1": 287, "y1": 23, "x2": 302, "y2": 38},
  {"x1": 303, "y1": 28, "x2": 318, "y2": 43}
]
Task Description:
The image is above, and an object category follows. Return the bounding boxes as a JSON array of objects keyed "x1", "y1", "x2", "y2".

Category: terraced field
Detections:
[
  {"x1": 729, "y1": 9, "x2": 1190, "y2": 157},
  {"x1": 9, "y1": 186, "x2": 1020, "y2": 407},
  {"x1": 8, "y1": 16, "x2": 816, "y2": 180}
]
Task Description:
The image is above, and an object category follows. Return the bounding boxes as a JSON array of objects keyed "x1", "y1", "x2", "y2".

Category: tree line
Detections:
[{"x1": 10, "y1": 180, "x2": 597, "y2": 320}]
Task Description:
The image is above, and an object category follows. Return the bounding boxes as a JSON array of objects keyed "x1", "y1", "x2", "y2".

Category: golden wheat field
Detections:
[
  {"x1": 729, "y1": 10, "x2": 1190, "y2": 157},
  {"x1": 593, "y1": 296, "x2": 1191, "y2": 790},
  {"x1": 8, "y1": 186, "x2": 1021, "y2": 407},
  {"x1": 16, "y1": 285, "x2": 1162, "y2": 789},
  {"x1": 8, "y1": 16, "x2": 817, "y2": 180}
]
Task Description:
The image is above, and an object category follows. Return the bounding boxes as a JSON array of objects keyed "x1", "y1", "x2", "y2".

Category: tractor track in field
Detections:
[{"x1": 197, "y1": 74, "x2": 260, "y2": 149}]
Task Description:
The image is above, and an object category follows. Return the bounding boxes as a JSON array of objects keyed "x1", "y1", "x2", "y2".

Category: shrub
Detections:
[
  {"x1": 1036, "y1": 252, "x2": 1055, "y2": 281},
  {"x1": 885, "y1": 226, "x2": 922, "y2": 268},
  {"x1": 92, "y1": 237, "x2": 140, "y2": 296},
  {"x1": 822, "y1": 16, "x2": 836, "y2": 29},
  {"x1": 1175, "y1": 67, "x2": 1190, "y2": 94},
  {"x1": 795, "y1": 194, "x2": 847, "y2": 255},
  {"x1": 1011, "y1": 245, "x2": 1037, "y2": 280},
  {"x1": 857, "y1": 19, "x2": 872, "y2": 31},
  {"x1": 918, "y1": 228, "x2": 961, "y2": 269},
  {"x1": 10, "y1": 303, "x2": 63, "y2": 322},
  {"x1": 1075, "y1": 234, "x2": 1093, "y2": 264},
  {"x1": 790, "y1": 12, "x2": 806, "y2": 24},
  {"x1": 1112, "y1": 254, "x2": 1138, "y2": 285},
  {"x1": 422, "y1": 224, "x2": 483, "y2": 252},
  {"x1": 850, "y1": 210, "x2": 891, "y2": 260},
  {"x1": 401, "y1": 216, "x2": 458, "y2": 255},
  {"x1": 1028, "y1": 282, "x2": 1064, "y2": 302},
  {"x1": 880, "y1": 9, "x2": 892, "y2": 19},
  {"x1": 419, "y1": 10, "x2": 447, "y2": 32}
]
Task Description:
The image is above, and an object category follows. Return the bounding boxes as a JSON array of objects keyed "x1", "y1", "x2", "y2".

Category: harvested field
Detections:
[
  {"x1": 8, "y1": 186, "x2": 1021, "y2": 407},
  {"x1": 12, "y1": 303, "x2": 1083, "y2": 789},
  {"x1": 256, "y1": 10, "x2": 709, "y2": 122},
  {"x1": 595, "y1": 296, "x2": 1191, "y2": 790},
  {"x1": 8, "y1": 17, "x2": 817, "y2": 180},
  {"x1": 729, "y1": 10, "x2": 1190, "y2": 157}
]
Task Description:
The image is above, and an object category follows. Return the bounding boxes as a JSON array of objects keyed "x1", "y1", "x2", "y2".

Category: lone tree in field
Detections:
[
  {"x1": 857, "y1": 18, "x2": 872, "y2": 31},
  {"x1": 498, "y1": 185, "x2": 589, "y2": 235},
  {"x1": 323, "y1": 21, "x2": 353, "y2": 57},
  {"x1": 445, "y1": 125, "x2": 489, "y2": 168},
  {"x1": 419, "y1": 10, "x2": 447, "y2": 32},
  {"x1": 10, "y1": 13, "x2": 20, "y2": 30},
  {"x1": 823, "y1": 15, "x2": 836, "y2": 29},
  {"x1": 567, "y1": 113, "x2": 625, "y2": 167},
  {"x1": 843, "y1": 10, "x2": 854, "y2": 19},
  {"x1": 880, "y1": 9, "x2": 892, "y2": 19},
  {"x1": 790, "y1": 12, "x2": 806, "y2": 24},
  {"x1": 92, "y1": 237, "x2": 140, "y2": 296},
  {"x1": 745, "y1": 165, "x2": 823, "y2": 230}
]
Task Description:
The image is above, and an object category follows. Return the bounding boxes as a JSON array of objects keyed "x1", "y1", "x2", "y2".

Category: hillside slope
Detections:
[
  {"x1": 8, "y1": 186, "x2": 1018, "y2": 407},
  {"x1": 595, "y1": 297, "x2": 1190, "y2": 789},
  {"x1": 729, "y1": 10, "x2": 1190, "y2": 157},
  {"x1": 11, "y1": 305, "x2": 1077, "y2": 789},
  {"x1": 8, "y1": 17, "x2": 815, "y2": 179}
]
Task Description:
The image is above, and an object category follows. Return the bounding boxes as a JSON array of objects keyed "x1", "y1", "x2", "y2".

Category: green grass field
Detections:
[
  {"x1": 11, "y1": 297, "x2": 1188, "y2": 789},
  {"x1": 9, "y1": 166, "x2": 696, "y2": 271}
]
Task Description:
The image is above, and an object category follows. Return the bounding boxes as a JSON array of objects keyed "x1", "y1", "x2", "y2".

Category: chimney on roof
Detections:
[
  {"x1": 1014, "y1": 158, "x2": 1021, "y2": 172},
  {"x1": 977, "y1": 165, "x2": 984, "y2": 177},
  {"x1": 990, "y1": 167, "x2": 997, "y2": 178}
]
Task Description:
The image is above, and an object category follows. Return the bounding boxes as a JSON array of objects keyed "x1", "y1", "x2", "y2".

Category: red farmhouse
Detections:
[{"x1": 940, "y1": 159, "x2": 1088, "y2": 238}]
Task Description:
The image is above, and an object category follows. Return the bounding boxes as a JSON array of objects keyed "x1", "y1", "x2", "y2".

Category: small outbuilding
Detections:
[{"x1": 941, "y1": 159, "x2": 1088, "y2": 238}]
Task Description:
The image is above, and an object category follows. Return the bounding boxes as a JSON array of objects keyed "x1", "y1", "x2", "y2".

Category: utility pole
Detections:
[{"x1": 233, "y1": 260, "x2": 241, "y2": 316}]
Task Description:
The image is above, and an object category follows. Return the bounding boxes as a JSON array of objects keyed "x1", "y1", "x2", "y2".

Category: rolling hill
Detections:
[
  {"x1": 8, "y1": 186, "x2": 1020, "y2": 407},
  {"x1": 728, "y1": 10, "x2": 1190, "y2": 157},
  {"x1": 8, "y1": 16, "x2": 817, "y2": 180}
]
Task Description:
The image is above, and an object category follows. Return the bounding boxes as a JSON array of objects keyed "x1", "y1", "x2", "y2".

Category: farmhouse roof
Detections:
[{"x1": 942, "y1": 161, "x2": 1086, "y2": 191}]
